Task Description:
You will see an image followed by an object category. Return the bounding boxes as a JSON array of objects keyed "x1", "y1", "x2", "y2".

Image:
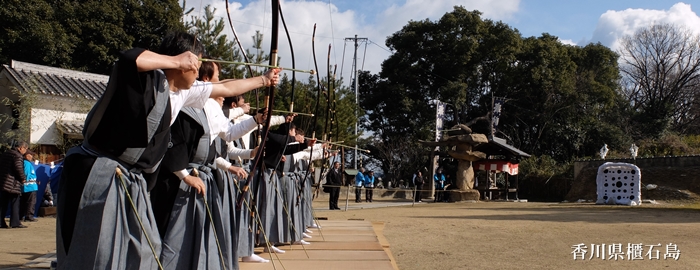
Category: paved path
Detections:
[{"x1": 11, "y1": 214, "x2": 400, "y2": 270}]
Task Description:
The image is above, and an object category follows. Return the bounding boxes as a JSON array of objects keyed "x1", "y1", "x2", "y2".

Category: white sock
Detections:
[
  {"x1": 263, "y1": 245, "x2": 286, "y2": 254},
  {"x1": 303, "y1": 233, "x2": 312, "y2": 238},
  {"x1": 305, "y1": 229, "x2": 313, "y2": 234},
  {"x1": 309, "y1": 223, "x2": 321, "y2": 229},
  {"x1": 241, "y1": 254, "x2": 269, "y2": 263},
  {"x1": 293, "y1": 240, "x2": 310, "y2": 245},
  {"x1": 251, "y1": 254, "x2": 269, "y2": 262}
]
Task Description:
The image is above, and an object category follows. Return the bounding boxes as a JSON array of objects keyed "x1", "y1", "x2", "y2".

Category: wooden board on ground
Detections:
[{"x1": 242, "y1": 220, "x2": 396, "y2": 270}]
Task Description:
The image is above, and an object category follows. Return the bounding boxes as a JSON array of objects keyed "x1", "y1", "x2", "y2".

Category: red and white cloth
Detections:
[{"x1": 474, "y1": 160, "x2": 519, "y2": 175}]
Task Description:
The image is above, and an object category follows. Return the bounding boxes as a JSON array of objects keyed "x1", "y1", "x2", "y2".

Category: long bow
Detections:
[
  {"x1": 225, "y1": 0, "x2": 260, "y2": 108},
  {"x1": 297, "y1": 24, "x2": 324, "y2": 204},
  {"x1": 237, "y1": 0, "x2": 280, "y2": 211}
]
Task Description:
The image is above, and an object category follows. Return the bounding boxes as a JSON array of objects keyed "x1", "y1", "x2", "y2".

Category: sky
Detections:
[{"x1": 184, "y1": 0, "x2": 700, "y2": 86}]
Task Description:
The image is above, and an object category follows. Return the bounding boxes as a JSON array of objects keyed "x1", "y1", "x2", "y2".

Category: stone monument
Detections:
[{"x1": 421, "y1": 124, "x2": 488, "y2": 201}]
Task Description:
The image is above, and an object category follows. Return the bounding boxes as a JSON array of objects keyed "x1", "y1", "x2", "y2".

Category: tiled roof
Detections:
[
  {"x1": 56, "y1": 120, "x2": 84, "y2": 139},
  {"x1": 473, "y1": 136, "x2": 531, "y2": 158},
  {"x1": 1, "y1": 60, "x2": 107, "y2": 100}
]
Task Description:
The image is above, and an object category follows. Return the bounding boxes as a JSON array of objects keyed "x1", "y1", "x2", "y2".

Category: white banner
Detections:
[
  {"x1": 435, "y1": 101, "x2": 446, "y2": 143},
  {"x1": 492, "y1": 97, "x2": 504, "y2": 134}
]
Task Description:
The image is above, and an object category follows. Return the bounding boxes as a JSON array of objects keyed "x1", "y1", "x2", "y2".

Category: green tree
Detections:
[
  {"x1": 186, "y1": 5, "x2": 244, "y2": 80},
  {"x1": 275, "y1": 75, "x2": 359, "y2": 147},
  {"x1": 0, "y1": 0, "x2": 76, "y2": 68},
  {"x1": 360, "y1": 6, "x2": 627, "y2": 165},
  {"x1": 0, "y1": 0, "x2": 185, "y2": 74},
  {"x1": 121, "y1": 0, "x2": 186, "y2": 53},
  {"x1": 499, "y1": 37, "x2": 628, "y2": 161},
  {"x1": 361, "y1": 7, "x2": 523, "y2": 142},
  {"x1": 58, "y1": 0, "x2": 133, "y2": 74}
]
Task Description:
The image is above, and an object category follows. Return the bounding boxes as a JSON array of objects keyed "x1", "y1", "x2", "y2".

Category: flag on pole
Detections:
[
  {"x1": 435, "y1": 101, "x2": 446, "y2": 142},
  {"x1": 492, "y1": 97, "x2": 504, "y2": 134}
]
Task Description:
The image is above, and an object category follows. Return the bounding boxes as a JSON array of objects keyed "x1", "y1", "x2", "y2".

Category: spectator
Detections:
[
  {"x1": 442, "y1": 174, "x2": 452, "y2": 202},
  {"x1": 364, "y1": 171, "x2": 375, "y2": 202},
  {"x1": 326, "y1": 161, "x2": 342, "y2": 210},
  {"x1": 398, "y1": 180, "x2": 407, "y2": 189},
  {"x1": 20, "y1": 150, "x2": 38, "y2": 222},
  {"x1": 434, "y1": 168, "x2": 446, "y2": 202},
  {"x1": 0, "y1": 141, "x2": 28, "y2": 228},
  {"x1": 414, "y1": 171, "x2": 424, "y2": 202},
  {"x1": 354, "y1": 167, "x2": 366, "y2": 203}
]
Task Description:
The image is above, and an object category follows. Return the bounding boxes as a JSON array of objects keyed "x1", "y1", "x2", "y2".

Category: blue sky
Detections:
[
  {"x1": 510, "y1": 0, "x2": 682, "y2": 44},
  {"x1": 188, "y1": 1, "x2": 700, "y2": 83}
]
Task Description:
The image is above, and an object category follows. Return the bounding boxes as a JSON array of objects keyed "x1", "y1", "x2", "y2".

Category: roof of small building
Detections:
[
  {"x1": 474, "y1": 136, "x2": 531, "y2": 158},
  {"x1": 1, "y1": 60, "x2": 107, "y2": 100},
  {"x1": 56, "y1": 120, "x2": 84, "y2": 139}
]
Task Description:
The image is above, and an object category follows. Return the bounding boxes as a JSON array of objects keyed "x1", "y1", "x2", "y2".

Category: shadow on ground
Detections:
[{"x1": 409, "y1": 205, "x2": 700, "y2": 224}]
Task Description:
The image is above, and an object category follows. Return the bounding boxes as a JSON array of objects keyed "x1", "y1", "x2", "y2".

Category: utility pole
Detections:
[{"x1": 345, "y1": 34, "x2": 368, "y2": 169}]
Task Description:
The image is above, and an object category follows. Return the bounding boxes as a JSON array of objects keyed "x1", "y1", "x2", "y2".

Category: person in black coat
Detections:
[
  {"x1": 0, "y1": 141, "x2": 28, "y2": 228},
  {"x1": 413, "y1": 171, "x2": 425, "y2": 202},
  {"x1": 326, "y1": 162, "x2": 342, "y2": 210}
]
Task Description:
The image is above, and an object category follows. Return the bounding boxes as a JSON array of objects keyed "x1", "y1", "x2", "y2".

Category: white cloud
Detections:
[
  {"x1": 591, "y1": 2, "x2": 700, "y2": 50},
  {"x1": 558, "y1": 39, "x2": 576, "y2": 46},
  {"x1": 377, "y1": 0, "x2": 519, "y2": 40},
  {"x1": 184, "y1": 0, "x2": 520, "y2": 83}
]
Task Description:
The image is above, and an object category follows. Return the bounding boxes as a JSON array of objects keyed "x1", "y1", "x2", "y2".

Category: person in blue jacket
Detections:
[
  {"x1": 20, "y1": 150, "x2": 38, "y2": 222},
  {"x1": 434, "y1": 168, "x2": 446, "y2": 202},
  {"x1": 364, "y1": 171, "x2": 375, "y2": 202},
  {"x1": 354, "y1": 168, "x2": 366, "y2": 203}
]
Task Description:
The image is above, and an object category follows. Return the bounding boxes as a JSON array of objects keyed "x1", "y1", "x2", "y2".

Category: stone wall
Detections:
[{"x1": 566, "y1": 156, "x2": 700, "y2": 201}]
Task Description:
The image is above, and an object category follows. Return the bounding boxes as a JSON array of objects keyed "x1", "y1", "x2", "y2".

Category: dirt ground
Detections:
[{"x1": 2, "y1": 200, "x2": 700, "y2": 270}]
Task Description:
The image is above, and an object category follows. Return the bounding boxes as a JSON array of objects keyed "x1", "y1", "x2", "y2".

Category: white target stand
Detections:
[{"x1": 596, "y1": 162, "x2": 641, "y2": 206}]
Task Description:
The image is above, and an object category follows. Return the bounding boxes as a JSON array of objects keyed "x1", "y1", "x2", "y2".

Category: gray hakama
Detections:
[
  {"x1": 299, "y1": 171, "x2": 315, "y2": 228},
  {"x1": 234, "y1": 178, "x2": 255, "y2": 257},
  {"x1": 281, "y1": 157, "x2": 303, "y2": 242},
  {"x1": 213, "y1": 139, "x2": 238, "y2": 268},
  {"x1": 159, "y1": 107, "x2": 230, "y2": 270},
  {"x1": 57, "y1": 64, "x2": 170, "y2": 270},
  {"x1": 160, "y1": 166, "x2": 225, "y2": 270},
  {"x1": 227, "y1": 139, "x2": 255, "y2": 258},
  {"x1": 256, "y1": 168, "x2": 284, "y2": 244},
  {"x1": 295, "y1": 159, "x2": 315, "y2": 228},
  {"x1": 58, "y1": 153, "x2": 162, "y2": 270},
  {"x1": 213, "y1": 165, "x2": 237, "y2": 269}
]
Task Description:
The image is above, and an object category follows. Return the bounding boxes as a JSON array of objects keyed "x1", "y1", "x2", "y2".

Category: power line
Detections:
[
  {"x1": 367, "y1": 39, "x2": 393, "y2": 54},
  {"x1": 328, "y1": 0, "x2": 340, "y2": 69}
]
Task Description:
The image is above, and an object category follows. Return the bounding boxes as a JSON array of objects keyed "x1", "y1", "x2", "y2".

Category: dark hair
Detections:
[
  {"x1": 273, "y1": 122, "x2": 296, "y2": 135},
  {"x1": 198, "y1": 56, "x2": 220, "y2": 81},
  {"x1": 15, "y1": 141, "x2": 28, "y2": 149},
  {"x1": 224, "y1": 95, "x2": 245, "y2": 109},
  {"x1": 295, "y1": 128, "x2": 305, "y2": 136},
  {"x1": 157, "y1": 32, "x2": 205, "y2": 57}
]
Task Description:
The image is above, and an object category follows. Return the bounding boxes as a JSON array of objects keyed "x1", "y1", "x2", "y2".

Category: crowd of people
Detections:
[
  {"x1": 324, "y1": 166, "x2": 452, "y2": 205},
  {"x1": 0, "y1": 142, "x2": 54, "y2": 228},
  {"x1": 411, "y1": 167, "x2": 453, "y2": 203}
]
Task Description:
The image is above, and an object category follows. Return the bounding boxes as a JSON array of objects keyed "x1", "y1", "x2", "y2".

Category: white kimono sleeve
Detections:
[
  {"x1": 214, "y1": 157, "x2": 232, "y2": 171},
  {"x1": 219, "y1": 117, "x2": 257, "y2": 142},
  {"x1": 227, "y1": 146, "x2": 255, "y2": 160},
  {"x1": 228, "y1": 107, "x2": 246, "y2": 120},
  {"x1": 270, "y1": 115, "x2": 286, "y2": 127}
]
